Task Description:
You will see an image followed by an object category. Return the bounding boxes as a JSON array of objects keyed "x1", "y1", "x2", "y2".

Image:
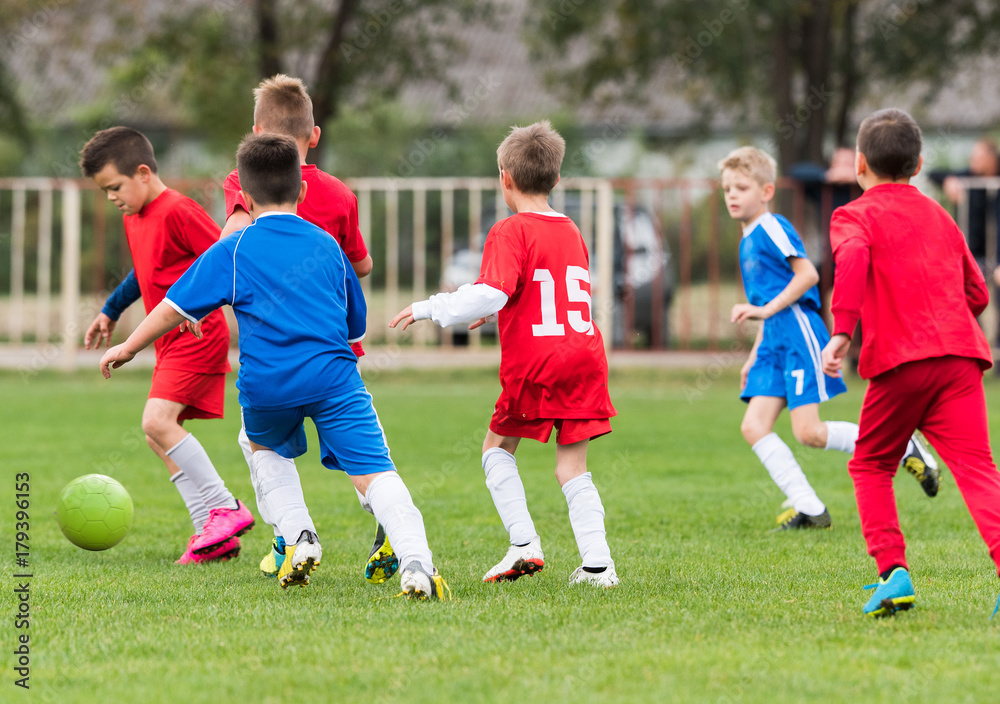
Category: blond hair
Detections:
[
  {"x1": 253, "y1": 74, "x2": 315, "y2": 140},
  {"x1": 497, "y1": 121, "x2": 565, "y2": 195},
  {"x1": 717, "y1": 146, "x2": 777, "y2": 186}
]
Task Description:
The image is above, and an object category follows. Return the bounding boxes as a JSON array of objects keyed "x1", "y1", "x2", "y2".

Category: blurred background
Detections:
[{"x1": 2, "y1": 0, "x2": 1000, "y2": 360}]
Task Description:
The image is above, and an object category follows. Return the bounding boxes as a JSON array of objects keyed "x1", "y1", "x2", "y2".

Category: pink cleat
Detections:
[
  {"x1": 191, "y1": 500, "x2": 255, "y2": 555},
  {"x1": 176, "y1": 535, "x2": 241, "y2": 564}
]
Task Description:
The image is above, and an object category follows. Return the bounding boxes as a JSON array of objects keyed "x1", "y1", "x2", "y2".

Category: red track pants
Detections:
[{"x1": 850, "y1": 356, "x2": 1000, "y2": 575}]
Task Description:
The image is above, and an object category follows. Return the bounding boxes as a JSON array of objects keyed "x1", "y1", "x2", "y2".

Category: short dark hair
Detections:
[
  {"x1": 497, "y1": 121, "x2": 565, "y2": 195},
  {"x1": 236, "y1": 133, "x2": 302, "y2": 206},
  {"x1": 856, "y1": 108, "x2": 922, "y2": 179},
  {"x1": 79, "y1": 127, "x2": 158, "y2": 177}
]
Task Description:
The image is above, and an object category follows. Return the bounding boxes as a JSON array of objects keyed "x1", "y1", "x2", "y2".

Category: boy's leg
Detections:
[
  {"x1": 143, "y1": 397, "x2": 253, "y2": 554},
  {"x1": 480, "y1": 429, "x2": 547, "y2": 582},
  {"x1": 556, "y1": 436, "x2": 617, "y2": 586},
  {"x1": 146, "y1": 435, "x2": 210, "y2": 535},
  {"x1": 918, "y1": 358, "x2": 1000, "y2": 572},
  {"x1": 743, "y1": 396, "x2": 827, "y2": 521}
]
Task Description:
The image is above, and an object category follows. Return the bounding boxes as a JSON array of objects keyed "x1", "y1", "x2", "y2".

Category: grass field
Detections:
[{"x1": 3, "y1": 365, "x2": 1000, "y2": 703}]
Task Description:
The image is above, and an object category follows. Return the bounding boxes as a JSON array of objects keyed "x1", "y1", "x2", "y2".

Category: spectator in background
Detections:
[{"x1": 928, "y1": 138, "x2": 1000, "y2": 279}]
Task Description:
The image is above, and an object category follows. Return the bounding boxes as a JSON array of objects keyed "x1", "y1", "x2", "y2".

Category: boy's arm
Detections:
[
  {"x1": 390, "y1": 283, "x2": 508, "y2": 331},
  {"x1": 85, "y1": 269, "x2": 141, "y2": 349},
  {"x1": 351, "y1": 254, "x2": 374, "y2": 279},
  {"x1": 739, "y1": 323, "x2": 764, "y2": 391},
  {"x1": 828, "y1": 209, "x2": 870, "y2": 338},
  {"x1": 220, "y1": 208, "x2": 252, "y2": 238},
  {"x1": 963, "y1": 243, "x2": 990, "y2": 317},
  {"x1": 99, "y1": 301, "x2": 185, "y2": 378},
  {"x1": 730, "y1": 256, "x2": 819, "y2": 323},
  {"x1": 343, "y1": 255, "x2": 368, "y2": 343}
]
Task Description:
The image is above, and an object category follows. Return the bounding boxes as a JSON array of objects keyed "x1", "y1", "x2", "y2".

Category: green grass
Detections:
[{"x1": 3, "y1": 365, "x2": 1000, "y2": 703}]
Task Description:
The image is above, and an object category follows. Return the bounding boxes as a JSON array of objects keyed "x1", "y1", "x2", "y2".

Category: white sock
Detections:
[
  {"x1": 562, "y1": 472, "x2": 613, "y2": 568},
  {"x1": 366, "y1": 472, "x2": 433, "y2": 574},
  {"x1": 169, "y1": 470, "x2": 209, "y2": 534},
  {"x1": 239, "y1": 424, "x2": 281, "y2": 537},
  {"x1": 355, "y1": 486, "x2": 374, "y2": 515},
  {"x1": 824, "y1": 421, "x2": 859, "y2": 454},
  {"x1": 165, "y1": 434, "x2": 236, "y2": 512},
  {"x1": 752, "y1": 433, "x2": 826, "y2": 516},
  {"x1": 252, "y1": 449, "x2": 315, "y2": 543},
  {"x1": 482, "y1": 447, "x2": 537, "y2": 546}
]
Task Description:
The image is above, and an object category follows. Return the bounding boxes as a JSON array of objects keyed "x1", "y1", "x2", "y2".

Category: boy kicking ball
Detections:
[{"x1": 101, "y1": 133, "x2": 448, "y2": 599}]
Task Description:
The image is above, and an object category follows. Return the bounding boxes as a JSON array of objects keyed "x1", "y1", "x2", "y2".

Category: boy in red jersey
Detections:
[
  {"x1": 822, "y1": 108, "x2": 1000, "y2": 618},
  {"x1": 81, "y1": 127, "x2": 254, "y2": 564},
  {"x1": 391, "y1": 121, "x2": 619, "y2": 587},
  {"x1": 218, "y1": 75, "x2": 393, "y2": 584}
]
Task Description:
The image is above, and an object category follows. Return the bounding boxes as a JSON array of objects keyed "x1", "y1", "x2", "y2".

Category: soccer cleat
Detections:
[
  {"x1": 398, "y1": 564, "x2": 451, "y2": 600},
  {"x1": 568, "y1": 563, "x2": 620, "y2": 588},
  {"x1": 259, "y1": 535, "x2": 286, "y2": 577},
  {"x1": 482, "y1": 536, "x2": 545, "y2": 583},
  {"x1": 992, "y1": 593, "x2": 1000, "y2": 621},
  {"x1": 191, "y1": 500, "x2": 255, "y2": 555},
  {"x1": 902, "y1": 433, "x2": 940, "y2": 497},
  {"x1": 176, "y1": 535, "x2": 241, "y2": 564},
  {"x1": 863, "y1": 567, "x2": 916, "y2": 617},
  {"x1": 773, "y1": 507, "x2": 832, "y2": 531},
  {"x1": 278, "y1": 531, "x2": 322, "y2": 589},
  {"x1": 365, "y1": 523, "x2": 399, "y2": 584}
]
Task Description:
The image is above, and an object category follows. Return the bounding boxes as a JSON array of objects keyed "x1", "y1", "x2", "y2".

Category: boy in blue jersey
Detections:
[
  {"x1": 719, "y1": 147, "x2": 937, "y2": 529},
  {"x1": 99, "y1": 133, "x2": 448, "y2": 599}
]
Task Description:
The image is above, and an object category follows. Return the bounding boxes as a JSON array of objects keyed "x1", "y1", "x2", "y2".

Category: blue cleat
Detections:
[
  {"x1": 991, "y1": 593, "x2": 999, "y2": 621},
  {"x1": 863, "y1": 567, "x2": 915, "y2": 618}
]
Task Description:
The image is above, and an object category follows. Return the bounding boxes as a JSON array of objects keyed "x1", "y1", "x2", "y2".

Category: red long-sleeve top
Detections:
[{"x1": 830, "y1": 183, "x2": 992, "y2": 379}]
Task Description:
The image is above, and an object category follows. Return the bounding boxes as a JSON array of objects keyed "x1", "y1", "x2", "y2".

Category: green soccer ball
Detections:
[{"x1": 56, "y1": 474, "x2": 133, "y2": 551}]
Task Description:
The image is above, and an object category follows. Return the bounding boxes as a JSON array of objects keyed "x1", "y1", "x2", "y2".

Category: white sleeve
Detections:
[{"x1": 411, "y1": 283, "x2": 508, "y2": 327}]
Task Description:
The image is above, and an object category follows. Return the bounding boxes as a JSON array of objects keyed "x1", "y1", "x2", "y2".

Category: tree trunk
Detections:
[
  {"x1": 308, "y1": 0, "x2": 362, "y2": 166},
  {"x1": 834, "y1": 0, "x2": 859, "y2": 148},
  {"x1": 771, "y1": 15, "x2": 796, "y2": 174},
  {"x1": 801, "y1": 0, "x2": 832, "y2": 164},
  {"x1": 256, "y1": 0, "x2": 282, "y2": 79}
]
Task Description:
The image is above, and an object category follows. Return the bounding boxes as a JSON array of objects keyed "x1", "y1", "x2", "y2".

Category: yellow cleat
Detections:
[{"x1": 278, "y1": 531, "x2": 321, "y2": 589}]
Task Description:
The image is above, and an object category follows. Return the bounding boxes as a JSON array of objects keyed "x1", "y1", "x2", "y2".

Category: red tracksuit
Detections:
[{"x1": 830, "y1": 183, "x2": 1000, "y2": 574}]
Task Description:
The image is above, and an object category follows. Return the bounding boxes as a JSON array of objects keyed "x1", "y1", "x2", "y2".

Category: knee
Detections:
[
  {"x1": 793, "y1": 422, "x2": 825, "y2": 449},
  {"x1": 741, "y1": 417, "x2": 767, "y2": 446}
]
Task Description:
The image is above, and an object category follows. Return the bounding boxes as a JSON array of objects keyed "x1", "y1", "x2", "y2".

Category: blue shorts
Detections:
[
  {"x1": 242, "y1": 388, "x2": 396, "y2": 476},
  {"x1": 741, "y1": 303, "x2": 847, "y2": 410}
]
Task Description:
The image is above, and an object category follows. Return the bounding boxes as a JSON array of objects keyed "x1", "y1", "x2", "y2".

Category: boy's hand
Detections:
[
  {"x1": 821, "y1": 333, "x2": 851, "y2": 377},
  {"x1": 179, "y1": 319, "x2": 203, "y2": 339},
  {"x1": 84, "y1": 313, "x2": 117, "y2": 349},
  {"x1": 389, "y1": 305, "x2": 416, "y2": 330},
  {"x1": 731, "y1": 303, "x2": 767, "y2": 323},
  {"x1": 99, "y1": 344, "x2": 136, "y2": 379},
  {"x1": 740, "y1": 357, "x2": 755, "y2": 391},
  {"x1": 468, "y1": 313, "x2": 497, "y2": 330}
]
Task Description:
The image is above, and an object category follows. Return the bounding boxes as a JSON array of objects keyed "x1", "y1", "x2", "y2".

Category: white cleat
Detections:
[
  {"x1": 568, "y1": 562, "x2": 619, "y2": 588},
  {"x1": 482, "y1": 536, "x2": 545, "y2": 583}
]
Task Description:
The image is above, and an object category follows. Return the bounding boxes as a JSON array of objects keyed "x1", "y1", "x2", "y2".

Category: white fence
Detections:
[{"x1": 0, "y1": 177, "x2": 615, "y2": 371}]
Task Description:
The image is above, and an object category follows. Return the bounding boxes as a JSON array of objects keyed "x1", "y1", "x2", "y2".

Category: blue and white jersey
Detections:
[
  {"x1": 165, "y1": 211, "x2": 367, "y2": 410},
  {"x1": 739, "y1": 212, "x2": 820, "y2": 311}
]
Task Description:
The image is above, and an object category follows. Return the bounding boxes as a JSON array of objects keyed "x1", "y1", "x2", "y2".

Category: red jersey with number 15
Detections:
[{"x1": 475, "y1": 212, "x2": 615, "y2": 420}]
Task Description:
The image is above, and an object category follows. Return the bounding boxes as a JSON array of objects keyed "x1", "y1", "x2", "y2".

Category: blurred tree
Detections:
[
  {"x1": 109, "y1": 0, "x2": 489, "y2": 165},
  {"x1": 527, "y1": 0, "x2": 1000, "y2": 171}
]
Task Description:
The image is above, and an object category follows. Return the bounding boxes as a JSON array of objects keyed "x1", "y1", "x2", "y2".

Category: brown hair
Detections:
[
  {"x1": 236, "y1": 133, "x2": 302, "y2": 206},
  {"x1": 497, "y1": 121, "x2": 565, "y2": 195},
  {"x1": 79, "y1": 126, "x2": 158, "y2": 177},
  {"x1": 717, "y1": 146, "x2": 777, "y2": 186},
  {"x1": 253, "y1": 74, "x2": 315, "y2": 140},
  {"x1": 856, "y1": 108, "x2": 922, "y2": 179}
]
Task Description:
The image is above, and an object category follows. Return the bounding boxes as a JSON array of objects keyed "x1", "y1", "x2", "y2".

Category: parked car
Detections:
[{"x1": 440, "y1": 197, "x2": 674, "y2": 348}]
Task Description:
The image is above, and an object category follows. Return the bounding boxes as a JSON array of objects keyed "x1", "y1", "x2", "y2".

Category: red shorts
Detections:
[
  {"x1": 149, "y1": 368, "x2": 227, "y2": 421},
  {"x1": 490, "y1": 408, "x2": 611, "y2": 445}
]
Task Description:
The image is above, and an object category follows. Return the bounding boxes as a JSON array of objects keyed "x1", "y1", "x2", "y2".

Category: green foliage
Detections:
[{"x1": 4, "y1": 366, "x2": 1000, "y2": 702}]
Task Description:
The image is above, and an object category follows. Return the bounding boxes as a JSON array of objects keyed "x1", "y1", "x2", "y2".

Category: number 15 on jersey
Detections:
[{"x1": 531, "y1": 266, "x2": 594, "y2": 337}]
